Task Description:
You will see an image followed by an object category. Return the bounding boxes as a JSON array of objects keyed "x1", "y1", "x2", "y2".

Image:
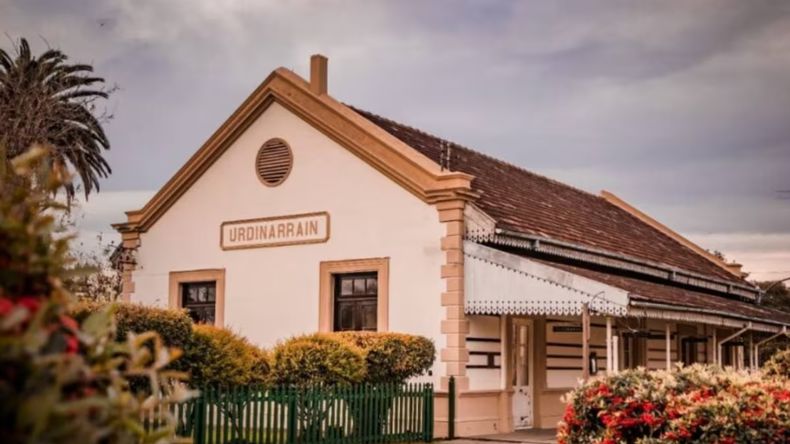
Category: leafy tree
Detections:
[
  {"x1": 0, "y1": 37, "x2": 112, "y2": 201},
  {"x1": 755, "y1": 280, "x2": 790, "y2": 362},
  {"x1": 757, "y1": 280, "x2": 790, "y2": 312}
]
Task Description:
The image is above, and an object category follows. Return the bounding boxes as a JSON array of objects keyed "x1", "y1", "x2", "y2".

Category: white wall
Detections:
[
  {"x1": 467, "y1": 315, "x2": 503, "y2": 390},
  {"x1": 131, "y1": 102, "x2": 445, "y2": 377}
]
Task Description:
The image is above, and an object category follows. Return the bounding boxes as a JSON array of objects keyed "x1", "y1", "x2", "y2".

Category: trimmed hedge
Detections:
[
  {"x1": 71, "y1": 303, "x2": 436, "y2": 389},
  {"x1": 335, "y1": 331, "x2": 435, "y2": 384},
  {"x1": 269, "y1": 333, "x2": 366, "y2": 387},
  {"x1": 184, "y1": 324, "x2": 270, "y2": 387},
  {"x1": 71, "y1": 301, "x2": 193, "y2": 348}
]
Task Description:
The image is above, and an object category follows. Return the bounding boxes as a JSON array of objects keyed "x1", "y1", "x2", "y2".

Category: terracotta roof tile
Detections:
[{"x1": 352, "y1": 107, "x2": 744, "y2": 285}]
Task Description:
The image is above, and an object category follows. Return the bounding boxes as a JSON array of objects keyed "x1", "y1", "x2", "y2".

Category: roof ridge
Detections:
[{"x1": 349, "y1": 105, "x2": 606, "y2": 202}]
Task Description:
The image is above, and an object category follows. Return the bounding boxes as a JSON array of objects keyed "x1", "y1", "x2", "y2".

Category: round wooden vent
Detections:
[{"x1": 256, "y1": 138, "x2": 292, "y2": 186}]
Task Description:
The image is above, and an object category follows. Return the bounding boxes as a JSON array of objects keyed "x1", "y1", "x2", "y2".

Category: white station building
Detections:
[{"x1": 115, "y1": 56, "x2": 790, "y2": 436}]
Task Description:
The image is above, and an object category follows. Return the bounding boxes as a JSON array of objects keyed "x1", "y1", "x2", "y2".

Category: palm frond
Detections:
[{"x1": 0, "y1": 37, "x2": 112, "y2": 201}]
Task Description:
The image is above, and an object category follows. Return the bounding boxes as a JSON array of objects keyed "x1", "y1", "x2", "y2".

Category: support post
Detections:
[
  {"x1": 665, "y1": 323, "x2": 672, "y2": 370},
  {"x1": 712, "y1": 329, "x2": 717, "y2": 366},
  {"x1": 718, "y1": 324, "x2": 751, "y2": 368},
  {"x1": 606, "y1": 317, "x2": 613, "y2": 375},
  {"x1": 582, "y1": 303, "x2": 591, "y2": 381},
  {"x1": 612, "y1": 336, "x2": 620, "y2": 373}
]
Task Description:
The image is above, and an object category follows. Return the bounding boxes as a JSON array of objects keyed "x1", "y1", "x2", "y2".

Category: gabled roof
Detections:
[
  {"x1": 353, "y1": 108, "x2": 750, "y2": 288},
  {"x1": 113, "y1": 68, "x2": 474, "y2": 233}
]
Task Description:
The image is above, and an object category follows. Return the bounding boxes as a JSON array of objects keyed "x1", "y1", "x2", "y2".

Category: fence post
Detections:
[
  {"x1": 423, "y1": 383, "x2": 434, "y2": 442},
  {"x1": 448, "y1": 376, "x2": 456, "y2": 440},
  {"x1": 286, "y1": 387, "x2": 298, "y2": 444},
  {"x1": 193, "y1": 390, "x2": 206, "y2": 444}
]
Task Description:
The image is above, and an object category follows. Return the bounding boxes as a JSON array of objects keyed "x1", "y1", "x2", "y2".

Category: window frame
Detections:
[
  {"x1": 169, "y1": 269, "x2": 225, "y2": 327},
  {"x1": 319, "y1": 258, "x2": 389, "y2": 333}
]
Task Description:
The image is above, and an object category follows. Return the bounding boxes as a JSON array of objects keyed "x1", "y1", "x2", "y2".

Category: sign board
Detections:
[
  {"x1": 221, "y1": 212, "x2": 330, "y2": 250},
  {"x1": 553, "y1": 325, "x2": 583, "y2": 333}
]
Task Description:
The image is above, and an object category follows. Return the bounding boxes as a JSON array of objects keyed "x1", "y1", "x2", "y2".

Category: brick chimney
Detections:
[{"x1": 310, "y1": 54, "x2": 328, "y2": 95}]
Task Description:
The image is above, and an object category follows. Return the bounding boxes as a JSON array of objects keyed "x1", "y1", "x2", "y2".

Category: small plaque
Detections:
[
  {"x1": 221, "y1": 212, "x2": 330, "y2": 250},
  {"x1": 553, "y1": 325, "x2": 583, "y2": 333}
]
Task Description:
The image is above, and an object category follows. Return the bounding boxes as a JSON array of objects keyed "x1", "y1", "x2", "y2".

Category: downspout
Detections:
[{"x1": 717, "y1": 324, "x2": 751, "y2": 368}]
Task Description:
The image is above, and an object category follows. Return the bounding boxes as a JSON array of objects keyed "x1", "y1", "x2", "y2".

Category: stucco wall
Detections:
[
  {"x1": 131, "y1": 102, "x2": 445, "y2": 377},
  {"x1": 467, "y1": 315, "x2": 503, "y2": 390}
]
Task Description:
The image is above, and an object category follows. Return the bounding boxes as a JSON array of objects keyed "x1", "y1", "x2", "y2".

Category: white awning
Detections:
[{"x1": 464, "y1": 241, "x2": 629, "y2": 316}]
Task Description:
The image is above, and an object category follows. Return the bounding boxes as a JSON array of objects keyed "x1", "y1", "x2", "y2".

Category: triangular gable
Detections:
[{"x1": 114, "y1": 67, "x2": 475, "y2": 234}]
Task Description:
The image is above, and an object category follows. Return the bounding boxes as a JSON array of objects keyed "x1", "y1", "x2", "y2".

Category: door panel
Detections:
[{"x1": 511, "y1": 319, "x2": 533, "y2": 429}]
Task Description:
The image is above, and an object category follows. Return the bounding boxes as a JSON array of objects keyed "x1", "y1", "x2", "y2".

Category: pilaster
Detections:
[
  {"x1": 119, "y1": 231, "x2": 140, "y2": 302},
  {"x1": 436, "y1": 199, "x2": 469, "y2": 391}
]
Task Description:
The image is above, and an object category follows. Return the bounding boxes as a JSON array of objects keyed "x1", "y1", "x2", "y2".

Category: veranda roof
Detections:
[{"x1": 465, "y1": 241, "x2": 790, "y2": 333}]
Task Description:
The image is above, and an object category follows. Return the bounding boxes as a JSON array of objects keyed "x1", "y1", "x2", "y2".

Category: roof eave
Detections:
[
  {"x1": 630, "y1": 300, "x2": 790, "y2": 331},
  {"x1": 476, "y1": 228, "x2": 761, "y2": 301}
]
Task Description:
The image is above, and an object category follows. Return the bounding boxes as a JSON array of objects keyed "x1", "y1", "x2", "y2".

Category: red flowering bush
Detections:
[
  {"x1": 558, "y1": 365, "x2": 790, "y2": 444},
  {"x1": 659, "y1": 379, "x2": 790, "y2": 444}
]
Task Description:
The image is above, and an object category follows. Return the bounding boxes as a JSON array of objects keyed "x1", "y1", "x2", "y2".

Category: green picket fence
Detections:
[{"x1": 165, "y1": 382, "x2": 433, "y2": 444}]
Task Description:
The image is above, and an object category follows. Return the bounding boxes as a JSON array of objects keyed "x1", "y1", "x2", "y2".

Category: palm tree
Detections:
[{"x1": 0, "y1": 37, "x2": 111, "y2": 201}]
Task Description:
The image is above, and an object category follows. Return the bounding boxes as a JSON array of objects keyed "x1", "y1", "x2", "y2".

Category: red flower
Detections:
[
  {"x1": 60, "y1": 314, "x2": 78, "y2": 331},
  {"x1": 562, "y1": 403, "x2": 575, "y2": 422},
  {"x1": 18, "y1": 297, "x2": 41, "y2": 313},
  {"x1": 619, "y1": 417, "x2": 641, "y2": 428},
  {"x1": 772, "y1": 389, "x2": 790, "y2": 402},
  {"x1": 641, "y1": 413, "x2": 662, "y2": 427},
  {"x1": 0, "y1": 298, "x2": 13, "y2": 316},
  {"x1": 65, "y1": 335, "x2": 79, "y2": 354}
]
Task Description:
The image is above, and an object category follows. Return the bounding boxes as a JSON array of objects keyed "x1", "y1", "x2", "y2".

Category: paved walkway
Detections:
[{"x1": 434, "y1": 429, "x2": 557, "y2": 444}]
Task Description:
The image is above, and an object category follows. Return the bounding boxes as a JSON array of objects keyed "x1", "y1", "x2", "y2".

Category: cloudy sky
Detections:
[{"x1": 3, "y1": 0, "x2": 789, "y2": 281}]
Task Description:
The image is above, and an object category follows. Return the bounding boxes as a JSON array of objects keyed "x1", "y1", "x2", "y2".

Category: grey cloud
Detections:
[{"x1": 2, "y1": 0, "x2": 789, "y2": 270}]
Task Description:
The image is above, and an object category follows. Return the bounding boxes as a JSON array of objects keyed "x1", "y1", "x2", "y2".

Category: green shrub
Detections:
[
  {"x1": 183, "y1": 324, "x2": 270, "y2": 387},
  {"x1": 764, "y1": 348, "x2": 790, "y2": 379},
  {"x1": 334, "y1": 331, "x2": 435, "y2": 384},
  {"x1": 71, "y1": 301, "x2": 193, "y2": 348},
  {"x1": 269, "y1": 333, "x2": 365, "y2": 387}
]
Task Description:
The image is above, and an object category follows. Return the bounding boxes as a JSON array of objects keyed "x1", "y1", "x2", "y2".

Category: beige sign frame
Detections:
[{"x1": 220, "y1": 211, "x2": 330, "y2": 250}]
